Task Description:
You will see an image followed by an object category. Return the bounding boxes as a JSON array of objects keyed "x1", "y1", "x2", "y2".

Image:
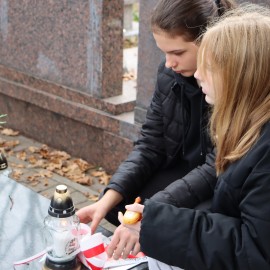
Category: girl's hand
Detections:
[
  {"x1": 123, "y1": 197, "x2": 143, "y2": 225},
  {"x1": 106, "y1": 220, "x2": 141, "y2": 259},
  {"x1": 106, "y1": 202, "x2": 144, "y2": 259},
  {"x1": 120, "y1": 203, "x2": 145, "y2": 233}
]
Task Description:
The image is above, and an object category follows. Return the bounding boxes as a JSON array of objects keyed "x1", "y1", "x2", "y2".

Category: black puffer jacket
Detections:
[
  {"x1": 140, "y1": 122, "x2": 270, "y2": 270},
  {"x1": 105, "y1": 61, "x2": 216, "y2": 207}
]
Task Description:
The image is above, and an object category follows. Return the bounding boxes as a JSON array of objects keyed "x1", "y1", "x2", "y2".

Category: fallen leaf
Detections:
[
  {"x1": 122, "y1": 72, "x2": 135, "y2": 81},
  {"x1": 16, "y1": 151, "x2": 27, "y2": 161},
  {"x1": 38, "y1": 170, "x2": 53, "y2": 178},
  {"x1": 11, "y1": 169, "x2": 23, "y2": 180},
  {"x1": 0, "y1": 140, "x2": 19, "y2": 150},
  {"x1": 9, "y1": 162, "x2": 25, "y2": 168},
  {"x1": 27, "y1": 155, "x2": 38, "y2": 164},
  {"x1": 1, "y1": 128, "x2": 19, "y2": 136},
  {"x1": 74, "y1": 159, "x2": 93, "y2": 172},
  {"x1": 28, "y1": 146, "x2": 39, "y2": 153},
  {"x1": 75, "y1": 175, "x2": 92, "y2": 186},
  {"x1": 48, "y1": 150, "x2": 71, "y2": 160},
  {"x1": 87, "y1": 194, "x2": 99, "y2": 202},
  {"x1": 53, "y1": 169, "x2": 64, "y2": 175},
  {"x1": 46, "y1": 159, "x2": 63, "y2": 170},
  {"x1": 27, "y1": 174, "x2": 39, "y2": 181},
  {"x1": 0, "y1": 138, "x2": 6, "y2": 145},
  {"x1": 99, "y1": 174, "x2": 111, "y2": 186},
  {"x1": 91, "y1": 171, "x2": 104, "y2": 177},
  {"x1": 63, "y1": 163, "x2": 83, "y2": 178},
  {"x1": 39, "y1": 145, "x2": 50, "y2": 159},
  {"x1": 29, "y1": 159, "x2": 47, "y2": 168}
]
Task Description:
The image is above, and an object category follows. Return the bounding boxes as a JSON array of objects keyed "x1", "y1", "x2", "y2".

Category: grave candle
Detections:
[{"x1": 43, "y1": 185, "x2": 81, "y2": 270}]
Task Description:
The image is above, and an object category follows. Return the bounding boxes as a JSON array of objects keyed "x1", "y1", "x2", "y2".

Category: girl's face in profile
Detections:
[
  {"x1": 153, "y1": 31, "x2": 198, "y2": 77},
  {"x1": 194, "y1": 64, "x2": 216, "y2": 105}
]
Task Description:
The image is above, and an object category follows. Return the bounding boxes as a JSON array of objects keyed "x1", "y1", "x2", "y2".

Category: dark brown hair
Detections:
[{"x1": 151, "y1": 0, "x2": 237, "y2": 41}]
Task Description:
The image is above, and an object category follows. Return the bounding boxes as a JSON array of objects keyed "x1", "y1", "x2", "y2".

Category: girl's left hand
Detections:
[{"x1": 106, "y1": 203, "x2": 144, "y2": 260}]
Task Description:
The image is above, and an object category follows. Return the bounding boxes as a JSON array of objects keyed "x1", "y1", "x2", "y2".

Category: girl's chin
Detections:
[
  {"x1": 176, "y1": 70, "x2": 194, "y2": 77},
  {"x1": 205, "y1": 95, "x2": 214, "y2": 105},
  {"x1": 182, "y1": 71, "x2": 195, "y2": 77}
]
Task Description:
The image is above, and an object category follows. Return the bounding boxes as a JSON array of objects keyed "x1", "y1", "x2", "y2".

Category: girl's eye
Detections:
[{"x1": 175, "y1": 51, "x2": 184, "y2": 56}]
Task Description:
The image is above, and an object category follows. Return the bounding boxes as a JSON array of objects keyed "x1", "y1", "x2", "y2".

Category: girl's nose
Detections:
[
  {"x1": 194, "y1": 69, "x2": 200, "y2": 80},
  {"x1": 165, "y1": 54, "x2": 177, "y2": 69}
]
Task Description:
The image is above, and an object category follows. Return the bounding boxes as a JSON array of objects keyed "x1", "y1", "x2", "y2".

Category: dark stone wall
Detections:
[{"x1": 0, "y1": 0, "x2": 123, "y2": 99}]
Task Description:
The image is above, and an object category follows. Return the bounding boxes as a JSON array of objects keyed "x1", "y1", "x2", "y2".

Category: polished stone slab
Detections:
[
  {"x1": 0, "y1": 170, "x2": 49, "y2": 269},
  {"x1": 0, "y1": 171, "x2": 148, "y2": 270}
]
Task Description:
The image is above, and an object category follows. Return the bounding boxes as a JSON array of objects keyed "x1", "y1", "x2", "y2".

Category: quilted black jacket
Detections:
[
  {"x1": 105, "y1": 61, "x2": 216, "y2": 207},
  {"x1": 140, "y1": 122, "x2": 270, "y2": 270}
]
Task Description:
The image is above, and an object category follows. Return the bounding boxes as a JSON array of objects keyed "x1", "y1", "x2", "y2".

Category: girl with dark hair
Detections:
[
  {"x1": 121, "y1": 4, "x2": 270, "y2": 270},
  {"x1": 77, "y1": 0, "x2": 236, "y2": 259}
]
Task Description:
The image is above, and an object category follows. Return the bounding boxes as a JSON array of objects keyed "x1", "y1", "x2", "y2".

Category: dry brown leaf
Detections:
[
  {"x1": 91, "y1": 171, "x2": 104, "y2": 177},
  {"x1": 0, "y1": 140, "x2": 19, "y2": 149},
  {"x1": 39, "y1": 145, "x2": 50, "y2": 158},
  {"x1": 75, "y1": 175, "x2": 92, "y2": 186},
  {"x1": 27, "y1": 174, "x2": 39, "y2": 181},
  {"x1": 38, "y1": 170, "x2": 53, "y2": 178},
  {"x1": 68, "y1": 173, "x2": 82, "y2": 181},
  {"x1": 91, "y1": 170, "x2": 111, "y2": 185},
  {"x1": 1, "y1": 128, "x2": 19, "y2": 136},
  {"x1": 88, "y1": 194, "x2": 99, "y2": 202},
  {"x1": 29, "y1": 159, "x2": 47, "y2": 168},
  {"x1": 73, "y1": 159, "x2": 93, "y2": 172},
  {"x1": 28, "y1": 146, "x2": 39, "y2": 153},
  {"x1": 64, "y1": 163, "x2": 82, "y2": 176},
  {"x1": 53, "y1": 169, "x2": 64, "y2": 176},
  {"x1": 99, "y1": 174, "x2": 111, "y2": 186},
  {"x1": 16, "y1": 151, "x2": 27, "y2": 161},
  {"x1": 49, "y1": 150, "x2": 71, "y2": 160},
  {"x1": 122, "y1": 73, "x2": 135, "y2": 81},
  {"x1": 9, "y1": 162, "x2": 25, "y2": 168},
  {"x1": 61, "y1": 166, "x2": 69, "y2": 173},
  {"x1": 44, "y1": 178, "x2": 49, "y2": 186},
  {"x1": 11, "y1": 169, "x2": 23, "y2": 180},
  {"x1": 0, "y1": 142, "x2": 6, "y2": 148},
  {"x1": 27, "y1": 155, "x2": 38, "y2": 164},
  {"x1": 46, "y1": 159, "x2": 63, "y2": 170}
]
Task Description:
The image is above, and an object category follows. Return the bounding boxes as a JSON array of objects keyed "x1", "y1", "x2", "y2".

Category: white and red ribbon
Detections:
[{"x1": 78, "y1": 230, "x2": 107, "y2": 270}]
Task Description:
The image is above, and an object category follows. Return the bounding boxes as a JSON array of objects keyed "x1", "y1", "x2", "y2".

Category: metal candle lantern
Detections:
[
  {"x1": 43, "y1": 185, "x2": 81, "y2": 270},
  {"x1": 0, "y1": 152, "x2": 8, "y2": 170}
]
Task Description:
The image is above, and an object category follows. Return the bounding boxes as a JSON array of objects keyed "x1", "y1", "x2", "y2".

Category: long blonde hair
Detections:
[{"x1": 197, "y1": 5, "x2": 270, "y2": 175}]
